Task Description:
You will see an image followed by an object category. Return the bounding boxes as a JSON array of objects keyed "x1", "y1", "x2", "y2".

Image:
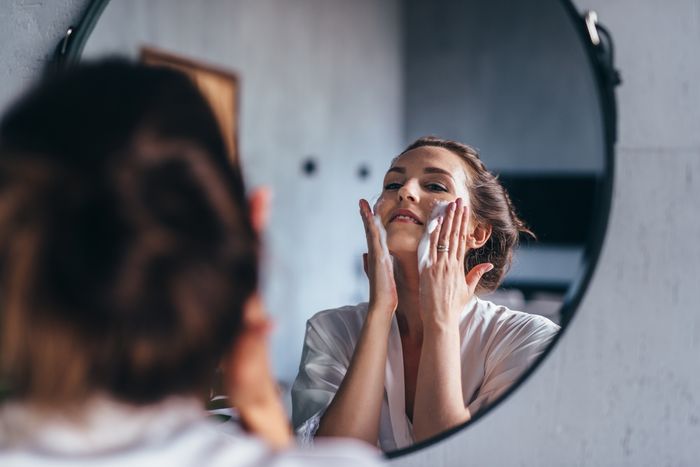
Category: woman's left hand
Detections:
[
  {"x1": 418, "y1": 198, "x2": 493, "y2": 328},
  {"x1": 225, "y1": 294, "x2": 292, "y2": 449}
]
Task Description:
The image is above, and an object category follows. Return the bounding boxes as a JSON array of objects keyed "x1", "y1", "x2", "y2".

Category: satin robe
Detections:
[{"x1": 291, "y1": 297, "x2": 560, "y2": 451}]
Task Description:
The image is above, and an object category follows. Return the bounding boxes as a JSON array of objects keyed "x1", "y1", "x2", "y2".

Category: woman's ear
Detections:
[
  {"x1": 468, "y1": 223, "x2": 492, "y2": 249},
  {"x1": 248, "y1": 187, "x2": 272, "y2": 234}
]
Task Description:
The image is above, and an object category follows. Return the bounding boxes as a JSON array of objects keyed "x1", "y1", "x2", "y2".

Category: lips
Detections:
[{"x1": 389, "y1": 209, "x2": 423, "y2": 225}]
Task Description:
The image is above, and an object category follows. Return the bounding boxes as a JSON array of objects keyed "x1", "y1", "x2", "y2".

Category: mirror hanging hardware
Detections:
[
  {"x1": 51, "y1": 0, "x2": 110, "y2": 70},
  {"x1": 582, "y1": 11, "x2": 621, "y2": 88},
  {"x1": 584, "y1": 11, "x2": 600, "y2": 46},
  {"x1": 60, "y1": 27, "x2": 74, "y2": 55}
]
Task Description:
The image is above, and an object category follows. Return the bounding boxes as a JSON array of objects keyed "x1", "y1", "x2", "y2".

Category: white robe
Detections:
[
  {"x1": 291, "y1": 297, "x2": 560, "y2": 451},
  {"x1": 0, "y1": 397, "x2": 383, "y2": 466}
]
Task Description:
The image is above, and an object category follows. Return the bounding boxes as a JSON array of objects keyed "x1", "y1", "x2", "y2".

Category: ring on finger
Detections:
[{"x1": 436, "y1": 244, "x2": 449, "y2": 252}]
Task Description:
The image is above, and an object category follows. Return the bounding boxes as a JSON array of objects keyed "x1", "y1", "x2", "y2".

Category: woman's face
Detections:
[{"x1": 374, "y1": 146, "x2": 471, "y2": 255}]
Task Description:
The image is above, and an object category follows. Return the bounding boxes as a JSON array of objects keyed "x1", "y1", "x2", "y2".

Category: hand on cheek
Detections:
[{"x1": 419, "y1": 198, "x2": 493, "y2": 328}]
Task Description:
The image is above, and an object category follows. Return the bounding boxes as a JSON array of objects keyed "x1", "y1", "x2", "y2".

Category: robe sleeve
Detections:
[
  {"x1": 467, "y1": 314, "x2": 559, "y2": 415},
  {"x1": 291, "y1": 316, "x2": 354, "y2": 445}
]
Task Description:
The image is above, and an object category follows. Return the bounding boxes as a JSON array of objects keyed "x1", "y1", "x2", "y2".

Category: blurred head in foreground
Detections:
[{"x1": 0, "y1": 60, "x2": 258, "y2": 409}]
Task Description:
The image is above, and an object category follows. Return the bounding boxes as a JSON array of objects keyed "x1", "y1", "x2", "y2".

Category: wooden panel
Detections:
[{"x1": 140, "y1": 46, "x2": 239, "y2": 165}]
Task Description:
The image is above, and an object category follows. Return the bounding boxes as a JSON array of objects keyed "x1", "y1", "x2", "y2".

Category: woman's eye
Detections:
[
  {"x1": 384, "y1": 182, "x2": 402, "y2": 191},
  {"x1": 426, "y1": 183, "x2": 448, "y2": 192}
]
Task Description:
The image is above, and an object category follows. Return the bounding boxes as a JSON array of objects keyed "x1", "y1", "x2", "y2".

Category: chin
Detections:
[{"x1": 386, "y1": 233, "x2": 420, "y2": 256}]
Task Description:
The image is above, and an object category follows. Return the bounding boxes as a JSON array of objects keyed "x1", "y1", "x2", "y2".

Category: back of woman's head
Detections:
[{"x1": 0, "y1": 59, "x2": 258, "y2": 408}]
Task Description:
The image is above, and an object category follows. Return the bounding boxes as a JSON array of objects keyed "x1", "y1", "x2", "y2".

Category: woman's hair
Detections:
[
  {"x1": 400, "y1": 136, "x2": 533, "y2": 293},
  {"x1": 0, "y1": 60, "x2": 258, "y2": 408}
]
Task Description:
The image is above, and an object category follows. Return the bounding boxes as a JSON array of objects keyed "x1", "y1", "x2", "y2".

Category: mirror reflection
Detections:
[{"x1": 82, "y1": 0, "x2": 604, "y2": 452}]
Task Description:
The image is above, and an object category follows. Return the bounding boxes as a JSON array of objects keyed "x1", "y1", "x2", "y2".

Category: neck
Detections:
[{"x1": 392, "y1": 251, "x2": 423, "y2": 343}]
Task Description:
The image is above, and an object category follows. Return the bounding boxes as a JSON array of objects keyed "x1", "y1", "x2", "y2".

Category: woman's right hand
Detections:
[{"x1": 359, "y1": 199, "x2": 398, "y2": 314}]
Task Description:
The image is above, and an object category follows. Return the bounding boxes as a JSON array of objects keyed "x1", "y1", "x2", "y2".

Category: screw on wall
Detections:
[
  {"x1": 301, "y1": 157, "x2": 318, "y2": 176},
  {"x1": 357, "y1": 164, "x2": 371, "y2": 180}
]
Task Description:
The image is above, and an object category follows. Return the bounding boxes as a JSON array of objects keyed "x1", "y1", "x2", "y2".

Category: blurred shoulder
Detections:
[
  {"x1": 470, "y1": 297, "x2": 560, "y2": 337},
  {"x1": 270, "y1": 438, "x2": 385, "y2": 466}
]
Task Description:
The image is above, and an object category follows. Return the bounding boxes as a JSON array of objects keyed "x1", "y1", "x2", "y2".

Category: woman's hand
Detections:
[
  {"x1": 419, "y1": 198, "x2": 493, "y2": 328},
  {"x1": 359, "y1": 199, "x2": 398, "y2": 314},
  {"x1": 225, "y1": 293, "x2": 292, "y2": 449}
]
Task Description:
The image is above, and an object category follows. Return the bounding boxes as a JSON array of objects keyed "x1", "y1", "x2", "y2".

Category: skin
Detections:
[{"x1": 316, "y1": 146, "x2": 493, "y2": 446}]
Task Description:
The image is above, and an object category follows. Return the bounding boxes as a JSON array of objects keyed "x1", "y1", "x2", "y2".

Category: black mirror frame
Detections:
[{"x1": 52, "y1": 0, "x2": 620, "y2": 459}]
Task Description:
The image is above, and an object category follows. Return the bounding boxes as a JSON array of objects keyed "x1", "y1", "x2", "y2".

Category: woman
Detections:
[
  {"x1": 0, "y1": 60, "x2": 381, "y2": 466},
  {"x1": 292, "y1": 137, "x2": 560, "y2": 451}
]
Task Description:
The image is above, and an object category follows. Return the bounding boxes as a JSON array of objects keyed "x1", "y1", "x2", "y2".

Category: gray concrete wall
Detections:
[
  {"x1": 394, "y1": 0, "x2": 700, "y2": 465},
  {"x1": 0, "y1": 1, "x2": 85, "y2": 113},
  {"x1": 404, "y1": 0, "x2": 604, "y2": 175}
]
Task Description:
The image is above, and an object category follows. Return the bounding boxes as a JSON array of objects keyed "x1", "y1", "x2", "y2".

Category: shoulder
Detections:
[
  {"x1": 467, "y1": 298, "x2": 560, "y2": 357},
  {"x1": 207, "y1": 427, "x2": 384, "y2": 467},
  {"x1": 300, "y1": 303, "x2": 369, "y2": 354},
  {"x1": 471, "y1": 297, "x2": 560, "y2": 336},
  {"x1": 306, "y1": 302, "x2": 369, "y2": 334}
]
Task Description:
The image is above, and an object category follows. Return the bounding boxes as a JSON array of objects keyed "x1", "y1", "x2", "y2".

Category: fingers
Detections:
[
  {"x1": 359, "y1": 198, "x2": 372, "y2": 233},
  {"x1": 359, "y1": 198, "x2": 375, "y2": 243},
  {"x1": 450, "y1": 198, "x2": 465, "y2": 261},
  {"x1": 465, "y1": 263, "x2": 494, "y2": 293},
  {"x1": 428, "y1": 213, "x2": 443, "y2": 266},
  {"x1": 456, "y1": 201, "x2": 470, "y2": 260},
  {"x1": 436, "y1": 200, "x2": 456, "y2": 258},
  {"x1": 359, "y1": 198, "x2": 382, "y2": 259}
]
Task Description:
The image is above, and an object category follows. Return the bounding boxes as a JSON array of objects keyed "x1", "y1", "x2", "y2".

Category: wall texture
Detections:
[
  {"x1": 394, "y1": 0, "x2": 700, "y2": 465},
  {"x1": 0, "y1": 0, "x2": 85, "y2": 111},
  {"x1": 0, "y1": 1, "x2": 698, "y2": 466}
]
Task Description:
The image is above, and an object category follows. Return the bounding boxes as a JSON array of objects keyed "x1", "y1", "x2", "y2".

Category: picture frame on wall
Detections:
[{"x1": 141, "y1": 46, "x2": 239, "y2": 165}]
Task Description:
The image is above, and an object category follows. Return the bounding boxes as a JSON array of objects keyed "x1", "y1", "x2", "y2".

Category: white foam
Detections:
[
  {"x1": 372, "y1": 214, "x2": 391, "y2": 263},
  {"x1": 417, "y1": 201, "x2": 450, "y2": 272}
]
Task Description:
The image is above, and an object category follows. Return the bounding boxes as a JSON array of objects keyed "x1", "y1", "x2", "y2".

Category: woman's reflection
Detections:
[{"x1": 291, "y1": 137, "x2": 560, "y2": 451}]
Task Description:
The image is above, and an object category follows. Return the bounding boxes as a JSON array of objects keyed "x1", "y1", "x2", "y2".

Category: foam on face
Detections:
[
  {"x1": 417, "y1": 200, "x2": 450, "y2": 272},
  {"x1": 371, "y1": 198, "x2": 391, "y2": 263}
]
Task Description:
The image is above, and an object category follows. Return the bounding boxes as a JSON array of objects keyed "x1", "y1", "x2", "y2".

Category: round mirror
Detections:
[{"x1": 58, "y1": 0, "x2": 617, "y2": 456}]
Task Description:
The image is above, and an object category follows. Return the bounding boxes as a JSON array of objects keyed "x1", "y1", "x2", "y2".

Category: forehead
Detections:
[{"x1": 389, "y1": 146, "x2": 471, "y2": 183}]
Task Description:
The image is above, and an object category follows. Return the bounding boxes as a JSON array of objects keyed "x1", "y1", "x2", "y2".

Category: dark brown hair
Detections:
[
  {"x1": 0, "y1": 60, "x2": 258, "y2": 408},
  {"x1": 400, "y1": 136, "x2": 533, "y2": 293}
]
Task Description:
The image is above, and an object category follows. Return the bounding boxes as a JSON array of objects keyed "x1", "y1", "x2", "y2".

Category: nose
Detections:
[{"x1": 398, "y1": 179, "x2": 419, "y2": 202}]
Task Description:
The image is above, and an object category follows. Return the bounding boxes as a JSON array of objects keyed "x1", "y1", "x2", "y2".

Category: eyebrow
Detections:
[{"x1": 387, "y1": 166, "x2": 455, "y2": 179}]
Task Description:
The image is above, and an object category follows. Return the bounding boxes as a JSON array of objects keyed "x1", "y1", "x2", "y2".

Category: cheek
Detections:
[
  {"x1": 372, "y1": 196, "x2": 386, "y2": 213},
  {"x1": 372, "y1": 196, "x2": 393, "y2": 220}
]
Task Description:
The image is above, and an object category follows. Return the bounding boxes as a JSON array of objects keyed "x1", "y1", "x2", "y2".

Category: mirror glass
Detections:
[{"x1": 82, "y1": 0, "x2": 607, "y2": 453}]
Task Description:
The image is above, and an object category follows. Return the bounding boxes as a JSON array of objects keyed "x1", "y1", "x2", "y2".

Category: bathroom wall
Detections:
[{"x1": 0, "y1": 0, "x2": 84, "y2": 112}]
